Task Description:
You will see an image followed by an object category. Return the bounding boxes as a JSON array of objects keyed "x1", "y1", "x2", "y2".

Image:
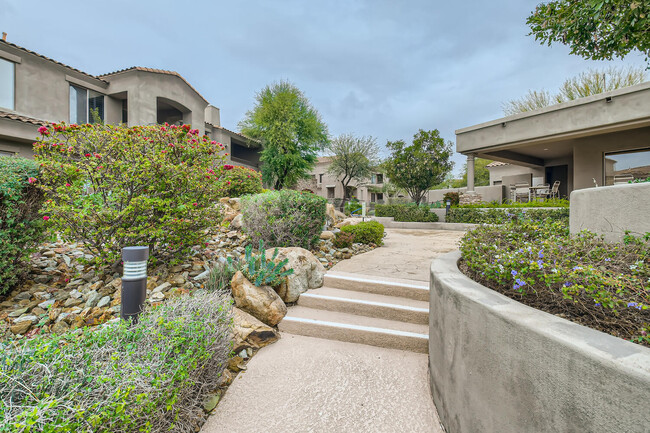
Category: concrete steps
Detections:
[{"x1": 279, "y1": 272, "x2": 430, "y2": 353}]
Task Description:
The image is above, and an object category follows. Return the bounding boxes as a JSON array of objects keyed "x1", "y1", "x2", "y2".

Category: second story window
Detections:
[
  {"x1": 0, "y1": 58, "x2": 15, "y2": 110},
  {"x1": 70, "y1": 85, "x2": 104, "y2": 124}
]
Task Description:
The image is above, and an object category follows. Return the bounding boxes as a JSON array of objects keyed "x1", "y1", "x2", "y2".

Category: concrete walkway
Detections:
[
  {"x1": 202, "y1": 228, "x2": 466, "y2": 433},
  {"x1": 330, "y1": 228, "x2": 465, "y2": 282}
]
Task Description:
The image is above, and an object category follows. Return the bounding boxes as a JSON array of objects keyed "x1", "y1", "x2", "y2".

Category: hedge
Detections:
[
  {"x1": 341, "y1": 221, "x2": 385, "y2": 245},
  {"x1": 241, "y1": 190, "x2": 327, "y2": 249},
  {"x1": 446, "y1": 207, "x2": 569, "y2": 224},
  {"x1": 0, "y1": 291, "x2": 233, "y2": 433},
  {"x1": 0, "y1": 157, "x2": 46, "y2": 296},
  {"x1": 375, "y1": 203, "x2": 438, "y2": 222}
]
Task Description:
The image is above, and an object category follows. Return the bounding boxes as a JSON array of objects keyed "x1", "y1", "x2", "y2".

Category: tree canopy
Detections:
[
  {"x1": 503, "y1": 66, "x2": 647, "y2": 115},
  {"x1": 383, "y1": 129, "x2": 454, "y2": 205},
  {"x1": 239, "y1": 81, "x2": 329, "y2": 189},
  {"x1": 327, "y1": 134, "x2": 380, "y2": 208},
  {"x1": 527, "y1": 1, "x2": 650, "y2": 63}
]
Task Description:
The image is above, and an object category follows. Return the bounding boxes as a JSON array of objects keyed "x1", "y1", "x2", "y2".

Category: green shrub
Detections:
[
  {"x1": 341, "y1": 221, "x2": 384, "y2": 245},
  {"x1": 241, "y1": 240, "x2": 294, "y2": 287},
  {"x1": 0, "y1": 157, "x2": 46, "y2": 296},
  {"x1": 446, "y1": 207, "x2": 569, "y2": 224},
  {"x1": 0, "y1": 290, "x2": 233, "y2": 432},
  {"x1": 205, "y1": 257, "x2": 239, "y2": 294},
  {"x1": 375, "y1": 203, "x2": 438, "y2": 222},
  {"x1": 443, "y1": 191, "x2": 460, "y2": 206},
  {"x1": 241, "y1": 190, "x2": 327, "y2": 249},
  {"x1": 460, "y1": 218, "x2": 650, "y2": 346},
  {"x1": 34, "y1": 123, "x2": 226, "y2": 266},
  {"x1": 332, "y1": 231, "x2": 355, "y2": 248},
  {"x1": 215, "y1": 164, "x2": 263, "y2": 198},
  {"x1": 344, "y1": 198, "x2": 361, "y2": 216},
  {"x1": 457, "y1": 198, "x2": 570, "y2": 208}
]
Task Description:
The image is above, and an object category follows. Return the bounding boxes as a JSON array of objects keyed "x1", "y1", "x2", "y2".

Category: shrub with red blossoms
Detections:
[
  {"x1": 34, "y1": 123, "x2": 225, "y2": 266},
  {"x1": 214, "y1": 164, "x2": 262, "y2": 198}
]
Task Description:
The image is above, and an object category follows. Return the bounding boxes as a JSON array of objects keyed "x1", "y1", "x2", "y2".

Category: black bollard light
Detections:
[
  {"x1": 446, "y1": 199, "x2": 451, "y2": 216},
  {"x1": 121, "y1": 246, "x2": 149, "y2": 323}
]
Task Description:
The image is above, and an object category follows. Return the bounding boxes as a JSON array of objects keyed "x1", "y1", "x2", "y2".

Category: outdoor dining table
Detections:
[{"x1": 528, "y1": 185, "x2": 549, "y2": 201}]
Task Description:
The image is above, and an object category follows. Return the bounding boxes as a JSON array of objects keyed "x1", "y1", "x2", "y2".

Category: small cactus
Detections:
[{"x1": 242, "y1": 240, "x2": 294, "y2": 287}]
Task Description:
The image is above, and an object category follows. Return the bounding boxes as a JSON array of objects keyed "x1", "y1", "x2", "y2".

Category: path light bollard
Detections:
[
  {"x1": 121, "y1": 246, "x2": 149, "y2": 323},
  {"x1": 446, "y1": 200, "x2": 451, "y2": 216}
]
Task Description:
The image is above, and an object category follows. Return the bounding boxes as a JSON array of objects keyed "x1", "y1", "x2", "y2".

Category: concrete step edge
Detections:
[
  {"x1": 281, "y1": 315, "x2": 429, "y2": 340},
  {"x1": 300, "y1": 292, "x2": 429, "y2": 314},
  {"x1": 325, "y1": 272, "x2": 429, "y2": 290}
]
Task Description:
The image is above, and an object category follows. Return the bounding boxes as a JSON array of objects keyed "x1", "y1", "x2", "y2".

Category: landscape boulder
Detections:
[
  {"x1": 320, "y1": 231, "x2": 335, "y2": 240},
  {"x1": 265, "y1": 247, "x2": 325, "y2": 303},
  {"x1": 334, "y1": 217, "x2": 363, "y2": 229},
  {"x1": 232, "y1": 307, "x2": 280, "y2": 352},
  {"x1": 230, "y1": 271, "x2": 287, "y2": 326}
]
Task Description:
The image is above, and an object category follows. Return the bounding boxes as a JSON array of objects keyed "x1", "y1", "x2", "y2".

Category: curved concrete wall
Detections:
[{"x1": 429, "y1": 251, "x2": 650, "y2": 433}]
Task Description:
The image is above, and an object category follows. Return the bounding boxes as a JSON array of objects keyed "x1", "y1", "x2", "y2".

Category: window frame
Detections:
[
  {"x1": 69, "y1": 84, "x2": 105, "y2": 124},
  {"x1": 603, "y1": 147, "x2": 650, "y2": 186},
  {"x1": 0, "y1": 57, "x2": 15, "y2": 111}
]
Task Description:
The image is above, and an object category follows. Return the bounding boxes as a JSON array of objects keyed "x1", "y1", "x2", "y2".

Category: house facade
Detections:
[
  {"x1": 0, "y1": 38, "x2": 260, "y2": 169},
  {"x1": 455, "y1": 82, "x2": 650, "y2": 199}
]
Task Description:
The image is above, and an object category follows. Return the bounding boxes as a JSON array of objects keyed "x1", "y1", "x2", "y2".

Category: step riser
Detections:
[
  {"x1": 279, "y1": 318, "x2": 428, "y2": 353},
  {"x1": 298, "y1": 294, "x2": 428, "y2": 325},
  {"x1": 324, "y1": 275, "x2": 429, "y2": 302}
]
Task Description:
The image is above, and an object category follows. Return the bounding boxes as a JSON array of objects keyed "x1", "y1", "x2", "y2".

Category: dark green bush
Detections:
[
  {"x1": 332, "y1": 231, "x2": 355, "y2": 248},
  {"x1": 0, "y1": 157, "x2": 46, "y2": 296},
  {"x1": 443, "y1": 191, "x2": 460, "y2": 206},
  {"x1": 341, "y1": 221, "x2": 384, "y2": 245},
  {"x1": 447, "y1": 207, "x2": 569, "y2": 224},
  {"x1": 375, "y1": 203, "x2": 438, "y2": 222},
  {"x1": 0, "y1": 291, "x2": 233, "y2": 432},
  {"x1": 241, "y1": 190, "x2": 327, "y2": 249},
  {"x1": 460, "y1": 219, "x2": 649, "y2": 346}
]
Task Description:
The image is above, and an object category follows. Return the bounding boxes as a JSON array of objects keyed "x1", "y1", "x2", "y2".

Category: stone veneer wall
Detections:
[{"x1": 428, "y1": 251, "x2": 650, "y2": 433}]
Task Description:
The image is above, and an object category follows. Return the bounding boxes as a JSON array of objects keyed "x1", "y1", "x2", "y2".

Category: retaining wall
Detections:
[
  {"x1": 570, "y1": 182, "x2": 650, "y2": 242},
  {"x1": 429, "y1": 251, "x2": 650, "y2": 433}
]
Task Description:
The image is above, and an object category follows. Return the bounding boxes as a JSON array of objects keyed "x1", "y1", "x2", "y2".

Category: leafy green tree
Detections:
[
  {"x1": 503, "y1": 66, "x2": 647, "y2": 115},
  {"x1": 239, "y1": 81, "x2": 329, "y2": 189},
  {"x1": 527, "y1": 0, "x2": 650, "y2": 62},
  {"x1": 384, "y1": 129, "x2": 454, "y2": 205},
  {"x1": 327, "y1": 134, "x2": 380, "y2": 210}
]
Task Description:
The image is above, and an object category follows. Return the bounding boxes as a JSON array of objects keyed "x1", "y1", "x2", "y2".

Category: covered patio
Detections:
[{"x1": 456, "y1": 82, "x2": 650, "y2": 200}]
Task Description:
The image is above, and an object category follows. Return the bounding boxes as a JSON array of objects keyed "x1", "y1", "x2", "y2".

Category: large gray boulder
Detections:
[
  {"x1": 231, "y1": 271, "x2": 287, "y2": 326},
  {"x1": 265, "y1": 247, "x2": 325, "y2": 303}
]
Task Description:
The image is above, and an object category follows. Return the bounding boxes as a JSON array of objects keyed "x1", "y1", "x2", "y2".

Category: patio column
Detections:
[{"x1": 466, "y1": 153, "x2": 475, "y2": 193}]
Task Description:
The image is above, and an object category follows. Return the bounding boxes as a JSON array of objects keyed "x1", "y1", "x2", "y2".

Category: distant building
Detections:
[{"x1": 0, "y1": 38, "x2": 260, "y2": 169}]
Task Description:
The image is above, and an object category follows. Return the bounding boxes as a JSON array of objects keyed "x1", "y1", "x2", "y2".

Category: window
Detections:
[
  {"x1": 0, "y1": 58, "x2": 15, "y2": 110},
  {"x1": 70, "y1": 85, "x2": 104, "y2": 123},
  {"x1": 121, "y1": 99, "x2": 128, "y2": 124},
  {"x1": 376, "y1": 174, "x2": 383, "y2": 183},
  {"x1": 604, "y1": 148, "x2": 650, "y2": 185},
  {"x1": 327, "y1": 187, "x2": 335, "y2": 199},
  {"x1": 377, "y1": 193, "x2": 384, "y2": 201},
  {"x1": 319, "y1": 173, "x2": 324, "y2": 183}
]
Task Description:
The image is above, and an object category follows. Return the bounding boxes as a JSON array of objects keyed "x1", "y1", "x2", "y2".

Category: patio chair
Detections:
[
  {"x1": 549, "y1": 181, "x2": 560, "y2": 199},
  {"x1": 514, "y1": 183, "x2": 530, "y2": 202},
  {"x1": 534, "y1": 183, "x2": 551, "y2": 200}
]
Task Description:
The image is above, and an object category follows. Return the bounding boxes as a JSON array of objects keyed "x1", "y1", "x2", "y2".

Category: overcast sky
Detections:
[{"x1": 1, "y1": 0, "x2": 646, "y2": 174}]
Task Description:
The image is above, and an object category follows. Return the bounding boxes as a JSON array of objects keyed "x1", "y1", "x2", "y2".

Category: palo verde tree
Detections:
[
  {"x1": 239, "y1": 81, "x2": 329, "y2": 189},
  {"x1": 327, "y1": 134, "x2": 380, "y2": 210},
  {"x1": 527, "y1": 1, "x2": 650, "y2": 63},
  {"x1": 384, "y1": 129, "x2": 454, "y2": 205},
  {"x1": 503, "y1": 66, "x2": 647, "y2": 115}
]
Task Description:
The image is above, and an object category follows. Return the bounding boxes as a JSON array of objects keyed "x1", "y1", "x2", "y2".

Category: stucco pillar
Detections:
[{"x1": 466, "y1": 153, "x2": 476, "y2": 193}]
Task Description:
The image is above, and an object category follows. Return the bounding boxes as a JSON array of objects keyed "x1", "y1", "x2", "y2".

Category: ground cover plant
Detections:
[
  {"x1": 214, "y1": 164, "x2": 263, "y2": 198},
  {"x1": 456, "y1": 198, "x2": 569, "y2": 208},
  {"x1": 375, "y1": 203, "x2": 438, "y2": 222},
  {"x1": 33, "y1": 123, "x2": 226, "y2": 267},
  {"x1": 240, "y1": 189, "x2": 327, "y2": 249},
  {"x1": 459, "y1": 218, "x2": 650, "y2": 346},
  {"x1": 0, "y1": 158, "x2": 46, "y2": 296},
  {"x1": 447, "y1": 207, "x2": 569, "y2": 224},
  {"x1": 0, "y1": 290, "x2": 233, "y2": 432},
  {"x1": 341, "y1": 221, "x2": 384, "y2": 245}
]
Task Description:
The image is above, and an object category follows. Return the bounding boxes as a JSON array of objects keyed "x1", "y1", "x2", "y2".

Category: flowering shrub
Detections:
[
  {"x1": 375, "y1": 203, "x2": 438, "y2": 222},
  {"x1": 34, "y1": 123, "x2": 226, "y2": 266},
  {"x1": 460, "y1": 218, "x2": 650, "y2": 346},
  {"x1": 0, "y1": 158, "x2": 46, "y2": 295},
  {"x1": 0, "y1": 290, "x2": 233, "y2": 433},
  {"x1": 240, "y1": 190, "x2": 327, "y2": 249},
  {"x1": 340, "y1": 221, "x2": 385, "y2": 245},
  {"x1": 332, "y1": 231, "x2": 355, "y2": 249},
  {"x1": 214, "y1": 165, "x2": 263, "y2": 198},
  {"x1": 443, "y1": 191, "x2": 459, "y2": 206},
  {"x1": 447, "y1": 207, "x2": 569, "y2": 224}
]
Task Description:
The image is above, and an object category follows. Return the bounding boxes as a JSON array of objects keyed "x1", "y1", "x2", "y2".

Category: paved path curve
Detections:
[{"x1": 201, "y1": 229, "x2": 465, "y2": 433}]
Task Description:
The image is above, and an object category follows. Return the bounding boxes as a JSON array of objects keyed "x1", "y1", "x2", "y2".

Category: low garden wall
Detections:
[
  {"x1": 429, "y1": 251, "x2": 650, "y2": 433},
  {"x1": 570, "y1": 182, "x2": 650, "y2": 242},
  {"x1": 371, "y1": 216, "x2": 475, "y2": 231}
]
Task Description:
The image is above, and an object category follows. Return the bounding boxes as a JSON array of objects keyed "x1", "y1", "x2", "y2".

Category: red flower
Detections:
[
  {"x1": 43, "y1": 216, "x2": 50, "y2": 221},
  {"x1": 38, "y1": 126, "x2": 49, "y2": 135},
  {"x1": 84, "y1": 153, "x2": 91, "y2": 157},
  {"x1": 193, "y1": 202, "x2": 198, "y2": 206},
  {"x1": 65, "y1": 183, "x2": 71, "y2": 187},
  {"x1": 28, "y1": 177, "x2": 37, "y2": 184},
  {"x1": 223, "y1": 164, "x2": 234, "y2": 170}
]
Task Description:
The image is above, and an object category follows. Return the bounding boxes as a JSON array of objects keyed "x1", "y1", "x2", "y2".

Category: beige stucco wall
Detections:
[
  {"x1": 487, "y1": 164, "x2": 544, "y2": 185},
  {"x1": 570, "y1": 182, "x2": 650, "y2": 242},
  {"x1": 428, "y1": 185, "x2": 504, "y2": 203}
]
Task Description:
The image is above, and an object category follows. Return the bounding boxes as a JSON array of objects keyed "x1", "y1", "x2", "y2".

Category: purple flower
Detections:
[
  {"x1": 572, "y1": 266, "x2": 583, "y2": 271},
  {"x1": 604, "y1": 258, "x2": 612, "y2": 262},
  {"x1": 563, "y1": 282, "x2": 573, "y2": 288},
  {"x1": 627, "y1": 302, "x2": 638, "y2": 308},
  {"x1": 538, "y1": 251, "x2": 544, "y2": 259},
  {"x1": 511, "y1": 270, "x2": 518, "y2": 277},
  {"x1": 537, "y1": 260, "x2": 544, "y2": 267}
]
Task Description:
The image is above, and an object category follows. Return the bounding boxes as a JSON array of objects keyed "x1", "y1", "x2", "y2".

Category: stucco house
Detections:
[
  {"x1": 455, "y1": 81, "x2": 650, "y2": 200},
  {"x1": 0, "y1": 37, "x2": 260, "y2": 169}
]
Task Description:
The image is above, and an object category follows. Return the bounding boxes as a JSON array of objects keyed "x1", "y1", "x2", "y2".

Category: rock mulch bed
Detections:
[{"x1": 0, "y1": 226, "x2": 377, "y2": 340}]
